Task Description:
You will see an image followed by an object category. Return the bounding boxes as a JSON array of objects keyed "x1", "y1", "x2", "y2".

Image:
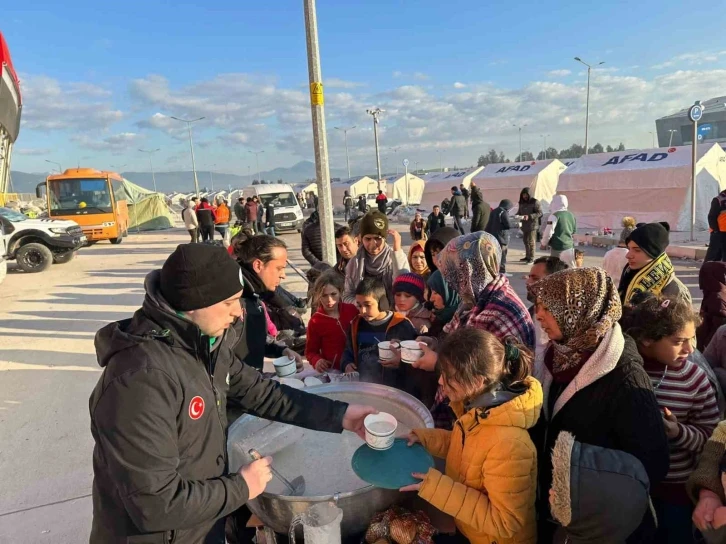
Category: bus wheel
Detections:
[
  {"x1": 53, "y1": 250, "x2": 76, "y2": 264},
  {"x1": 110, "y1": 237, "x2": 123, "y2": 245},
  {"x1": 17, "y1": 243, "x2": 53, "y2": 273}
]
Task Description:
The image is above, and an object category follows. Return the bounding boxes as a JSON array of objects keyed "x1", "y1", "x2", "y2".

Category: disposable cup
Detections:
[
  {"x1": 364, "y1": 412, "x2": 398, "y2": 450},
  {"x1": 378, "y1": 341, "x2": 394, "y2": 361},
  {"x1": 400, "y1": 340, "x2": 424, "y2": 364},
  {"x1": 273, "y1": 356, "x2": 297, "y2": 378}
]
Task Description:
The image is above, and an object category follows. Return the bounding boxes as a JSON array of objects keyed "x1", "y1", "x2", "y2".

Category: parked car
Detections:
[{"x1": 0, "y1": 207, "x2": 87, "y2": 273}]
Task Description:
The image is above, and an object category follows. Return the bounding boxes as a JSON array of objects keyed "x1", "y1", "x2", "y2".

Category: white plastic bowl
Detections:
[
  {"x1": 363, "y1": 412, "x2": 398, "y2": 450},
  {"x1": 377, "y1": 341, "x2": 394, "y2": 361},
  {"x1": 273, "y1": 356, "x2": 297, "y2": 378},
  {"x1": 400, "y1": 340, "x2": 423, "y2": 365}
]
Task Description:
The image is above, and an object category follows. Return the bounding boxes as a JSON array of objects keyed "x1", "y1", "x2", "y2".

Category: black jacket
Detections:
[
  {"x1": 357, "y1": 198, "x2": 367, "y2": 212},
  {"x1": 236, "y1": 263, "x2": 286, "y2": 369},
  {"x1": 708, "y1": 192, "x2": 726, "y2": 232},
  {"x1": 196, "y1": 206, "x2": 215, "y2": 228},
  {"x1": 89, "y1": 271, "x2": 348, "y2": 543},
  {"x1": 265, "y1": 204, "x2": 275, "y2": 227},
  {"x1": 485, "y1": 199, "x2": 514, "y2": 246},
  {"x1": 301, "y1": 220, "x2": 323, "y2": 265},
  {"x1": 426, "y1": 212, "x2": 446, "y2": 236},
  {"x1": 532, "y1": 334, "x2": 669, "y2": 543},
  {"x1": 460, "y1": 187, "x2": 469, "y2": 201},
  {"x1": 518, "y1": 188, "x2": 542, "y2": 232},
  {"x1": 233, "y1": 201, "x2": 245, "y2": 222},
  {"x1": 449, "y1": 192, "x2": 467, "y2": 218}
]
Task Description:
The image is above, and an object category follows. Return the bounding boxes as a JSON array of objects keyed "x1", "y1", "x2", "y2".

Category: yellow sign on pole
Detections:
[{"x1": 310, "y1": 82, "x2": 324, "y2": 106}]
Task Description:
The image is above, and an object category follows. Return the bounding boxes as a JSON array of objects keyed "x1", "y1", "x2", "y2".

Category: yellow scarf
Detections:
[{"x1": 624, "y1": 252, "x2": 674, "y2": 304}]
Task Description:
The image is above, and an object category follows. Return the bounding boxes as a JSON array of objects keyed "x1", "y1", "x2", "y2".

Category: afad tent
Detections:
[
  {"x1": 122, "y1": 179, "x2": 175, "y2": 231},
  {"x1": 384, "y1": 173, "x2": 426, "y2": 205},
  {"x1": 557, "y1": 144, "x2": 726, "y2": 231},
  {"x1": 471, "y1": 159, "x2": 565, "y2": 212},
  {"x1": 330, "y1": 176, "x2": 380, "y2": 210},
  {"x1": 419, "y1": 167, "x2": 484, "y2": 211}
]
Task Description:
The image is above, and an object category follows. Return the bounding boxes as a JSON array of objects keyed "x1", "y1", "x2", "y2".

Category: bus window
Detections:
[{"x1": 48, "y1": 178, "x2": 112, "y2": 214}]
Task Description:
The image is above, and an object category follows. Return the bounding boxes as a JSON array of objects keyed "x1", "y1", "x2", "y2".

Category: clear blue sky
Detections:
[{"x1": 5, "y1": 0, "x2": 726, "y2": 176}]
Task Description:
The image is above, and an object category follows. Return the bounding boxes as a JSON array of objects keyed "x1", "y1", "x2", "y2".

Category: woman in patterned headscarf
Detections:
[{"x1": 528, "y1": 267, "x2": 669, "y2": 543}]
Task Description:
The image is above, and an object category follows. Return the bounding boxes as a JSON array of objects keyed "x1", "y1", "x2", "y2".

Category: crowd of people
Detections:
[{"x1": 88, "y1": 181, "x2": 726, "y2": 544}]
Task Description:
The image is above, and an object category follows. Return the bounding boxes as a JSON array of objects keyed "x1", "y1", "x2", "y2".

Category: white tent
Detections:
[
  {"x1": 299, "y1": 182, "x2": 318, "y2": 195},
  {"x1": 470, "y1": 159, "x2": 565, "y2": 211},
  {"x1": 557, "y1": 144, "x2": 726, "y2": 231},
  {"x1": 419, "y1": 167, "x2": 484, "y2": 211},
  {"x1": 383, "y1": 173, "x2": 426, "y2": 205},
  {"x1": 330, "y1": 176, "x2": 380, "y2": 209}
]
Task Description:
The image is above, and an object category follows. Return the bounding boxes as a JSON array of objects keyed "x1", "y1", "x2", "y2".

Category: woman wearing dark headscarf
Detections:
[
  {"x1": 529, "y1": 267, "x2": 669, "y2": 543},
  {"x1": 426, "y1": 270, "x2": 460, "y2": 338},
  {"x1": 423, "y1": 226, "x2": 458, "y2": 273}
]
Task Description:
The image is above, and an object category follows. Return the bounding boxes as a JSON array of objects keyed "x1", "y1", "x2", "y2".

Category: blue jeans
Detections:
[{"x1": 267, "y1": 226, "x2": 276, "y2": 237}]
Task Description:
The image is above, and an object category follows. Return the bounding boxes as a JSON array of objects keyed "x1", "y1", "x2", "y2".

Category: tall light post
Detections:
[
  {"x1": 513, "y1": 124, "x2": 526, "y2": 161},
  {"x1": 247, "y1": 165, "x2": 252, "y2": 186},
  {"x1": 110, "y1": 164, "x2": 127, "y2": 173},
  {"x1": 668, "y1": 129, "x2": 678, "y2": 147},
  {"x1": 170, "y1": 116, "x2": 205, "y2": 197},
  {"x1": 249, "y1": 150, "x2": 264, "y2": 184},
  {"x1": 334, "y1": 125, "x2": 356, "y2": 179},
  {"x1": 414, "y1": 161, "x2": 419, "y2": 173},
  {"x1": 390, "y1": 146, "x2": 401, "y2": 176},
  {"x1": 574, "y1": 57, "x2": 604, "y2": 155},
  {"x1": 436, "y1": 149, "x2": 444, "y2": 172},
  {"x1": 541, "y1": 134, "x2": 550, "y2": 159},
  {"x1": 649, "y1": 132, "x2": 656, "y2": 148},
  {"x1": 366, "y1": 107, "x2": 384, "y2": 182},
  {"x1": 208, "y1": 163, "x2": 217, "y2": 191},
  {"x1": 139, "y1": 148, "x2": 160, "y2": 192},
  {"x1": 304, "y1": 0, "x2": 336, "y2": 263},
  {"x1": 45, "y1": 159, "x2": 62, "y2": 173}
]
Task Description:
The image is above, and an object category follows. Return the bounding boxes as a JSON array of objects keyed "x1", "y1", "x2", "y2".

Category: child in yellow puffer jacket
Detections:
[{"x1": 402, "y1": 327, "x2": 542, "y2": 544}]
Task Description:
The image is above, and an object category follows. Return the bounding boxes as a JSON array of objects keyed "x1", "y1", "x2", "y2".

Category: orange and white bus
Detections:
[{"x1": 36, "y1": 168, "x2": 130, "y2": 244}]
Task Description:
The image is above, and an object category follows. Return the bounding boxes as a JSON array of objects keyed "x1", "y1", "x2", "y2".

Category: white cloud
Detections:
[
  {"x1": 453, "y1": 82, "x2": 467, "y2": 89},
  {"x1": 14, "y1": 147, "x2": 52, "y2": 156},
  {"x1": 547, "y1": 69, "x2": 572, "y2": 77},
  {"x1": 413, "y1": 72, "x2": 429, "y2": 81},
  {"x1": 325, "y1": 78, "x2": 365, "y2": 89},
  {"x1": 71, "y1": 132, "x2": 144, "y2": 152},
  {"x1": 391, "y1": 71, "x2": 430, "y2": 81},
  {"x1": 652, "y1": 50, "x2": 726, "y2": 69}
]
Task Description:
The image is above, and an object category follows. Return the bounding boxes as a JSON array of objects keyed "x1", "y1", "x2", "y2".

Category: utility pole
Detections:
[
  {"x1": 209, "y1": 163, "x2": 217, "y2": 191},
  {"x1": 366, "y1": 107, "x2": 384, "y2": 183},
  {"x1": 171, "y1": 116, "x2": 204, "y2": 197},
  {"x1": 668, "y1": 129, "x2": 678, "y2": 147},
  {"x1": 513, "y1": 124, "x2": 526, "y2": 160},
  {"x1": 334, "y1": 125, "x2": 355, "y2": 179},
  {"x1": 649, "y1": 131, "x2": 656, "y2": 148},
  {"x1": 249, "y1": 151, "x2": 264, "y2": 184},
  {"x1": 541, "y1": 135, "x2": 549, "y2": 159},
  {"x1": 574, "y1": 57, "x2": 604, "y2": 155},
  {"x1": 139, "y1": 148, "x2": 160, "y2": 192},
  {"x1": 45, "y1": 159, "x2": 62, "y2": 173},
  {"x1": 304, "y1": 0, "x2": 335, "y2": 264}
]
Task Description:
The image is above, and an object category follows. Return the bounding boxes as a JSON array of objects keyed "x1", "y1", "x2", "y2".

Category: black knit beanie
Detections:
[
  {"x1": 360, "y1": 210, "x2": 389, "y2": 238},
  {"x1": 161, "y1": 244, "x2": 244, "y2": 311},
  {"x1": 626, "y1": 223, "x2": 670, "y2": 259}
]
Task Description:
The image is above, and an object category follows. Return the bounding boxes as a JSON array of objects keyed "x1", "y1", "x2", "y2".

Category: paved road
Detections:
[{"x1": 0, "y1": 223, "x2": 703, "y2": 543}]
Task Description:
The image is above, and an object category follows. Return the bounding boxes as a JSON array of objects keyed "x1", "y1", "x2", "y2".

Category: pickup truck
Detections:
[{"x1": 0, "y1": 207, "x2": 87, "y2": 273}]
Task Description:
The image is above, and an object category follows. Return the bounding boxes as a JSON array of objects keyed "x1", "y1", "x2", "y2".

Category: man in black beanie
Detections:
[
  {"x1": 619, "y1": 222, "x2": 692, "y2": 305},
  {"x1": 89, "y1": 243, "x2": 376, "y2": 544}
]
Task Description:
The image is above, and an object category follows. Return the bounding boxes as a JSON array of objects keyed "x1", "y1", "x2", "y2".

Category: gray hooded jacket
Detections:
[{"x1": 550, "y1": 431, "x2": 653, "y2": 544}]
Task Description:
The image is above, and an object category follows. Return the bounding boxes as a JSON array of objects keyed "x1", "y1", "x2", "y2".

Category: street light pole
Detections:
[
  {"x1": 304, "y1": 0, "x2": 335, "y2": 264},
  {"x1": 513, "y1": 124, "x2": 526, "y2": 160},
  {"x1": 649, "y1": 132, "x2": 656, "y2": 148},
  {"x1": 45, "y1": 159, "x2": 62, "y2": 173},
  {"x1": 139, "y1": 148, "x2": 160, "y2": 192},
  {"x1": 249, "y1": 151, "x2": 264, "y2": 184},
  {"x1": 366, "y1": 108, "x2": 384, "y2": 183},
  {"x1": 541, "y1": 135, "x2": 549, "y2": 159},
  {"x1": 574, "y1": 57, "x2": 604, "y2": 155},
  {"x1": 171, "y1": 116, "x2": 205, "y2": 197},
  {"x1": 209, "y1": 163, "x2": 217, "y2": 191},
  {"x1": 334, "y1": 125, "x2": 356, "y2": 179},
  {"x1": 437, "y1": 149, "x2": 444, "y2": 173},
  {"x1": 669, "y1": 129, "x2": 678, "y2": 147}
]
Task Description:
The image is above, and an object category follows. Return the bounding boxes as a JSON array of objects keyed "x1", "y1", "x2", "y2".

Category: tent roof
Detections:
[
  {"x1": 332, "y1": 175, "x2": 377, "y2": 188},
  {"x1": 476, "y1": 159, "x2": 561, "y2": 179},
  {"x1": 422, "y1": 167, "x2": 482, "y2": 185}
]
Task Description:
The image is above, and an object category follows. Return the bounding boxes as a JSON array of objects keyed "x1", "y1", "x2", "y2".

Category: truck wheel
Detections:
[
  {"x1": 16, "y1": 243, "x2": 53, "y2": 273},
  {"x1": 110, "y1": 237, "x2": 123, "y2": 245},
  {"x1": 53, "y1": 250, "x2": 76, "y2": 264}
]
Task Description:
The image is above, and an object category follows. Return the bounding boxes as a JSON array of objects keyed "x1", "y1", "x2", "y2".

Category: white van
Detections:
[{"x1": 242, "y1": 184, "x2": 305, "y2": 233}]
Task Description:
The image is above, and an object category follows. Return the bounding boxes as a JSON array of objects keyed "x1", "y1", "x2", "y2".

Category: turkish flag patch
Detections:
[{"x1": 189, "y1": 396, "x2": 205, "y2": 420}]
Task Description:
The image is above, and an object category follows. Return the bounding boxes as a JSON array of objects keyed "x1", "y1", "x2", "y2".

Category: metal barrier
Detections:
[{"x1": 0, "y1": 193, "x2": 35, "y2": 206}]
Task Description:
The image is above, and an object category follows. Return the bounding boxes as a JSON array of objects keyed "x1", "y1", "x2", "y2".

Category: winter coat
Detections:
[
  {"x1": 414, "y1": 377, "x2": 542, "y2": 544},
  {"x1": 233, "y1": 201, "x2": 245, "y2": 222},
  {"x1": 409, "y1": 218, "x2": 427, "y2": 241},
  {"x1": 358, "y1": 198, "x2": 367, "y2": 213},
  {"x1": 304, "y1": 303, "x2": 358, "y2": 371},
  {"x1": 302, "y1": 220, "x2": 324, "y2": 265},
  {"x1": 424, "y1": 227, "x2": 458, "y2": 272},
  {"x1": 343, "y1": 194, "x2": 354, "y2": 209},
  {"x1": 486, "y1": 199, "x2": 514, "y2": 246},
  {"x1": 342, "y1": 247, "x2": 410, "y2": 305},
  {"x1": 256, "y1": 203, "x2": 264, "y2": 221},
  {"x1": 235, "y1": 263, "x2": 286, "y2": 369},
  {"x1": 376, "y1": 193, "x2": 388, "y2": 213},
  {"x1": 449, "y1": 191, "x2": 467, "y2": 218},
  {"x1": 698, "y1": 261, "x2": 726, "y2": 351},
  {"x1": 687, "y1": 420, "x2": 726, "y2": 503},
  {"x1": 708, "y1": 191, "x2": 726, "y2": 232},
  {"x1": 517, "y1": 189, "x2": 542, "y2": 233},
  {"x1": 460, "y1": 187, "x2": 470, "y2": 202},
  {"x1": 602, "y1": 247, "x2": 629, "y2": 285},
  {"x1": 425, "y1": 212, "x2": 446, "y2": 236},
  {"x1": 244, "y1": 201, "x2": 258, "y2": 223},
  {"x1": 214, "y1": 203, "x2": 230, "y2": 226},
  {"x1": 530, "y1": 325, "x2": 669, "y2": 543},
  {"x1": 549, "y1": 431, "x2": 652, "y2": 544},
  {"x1": 403, "y1": 303, "x2": 434, "y2": 334},
  {"x1": 469, "y1": 185, "x2": 491, "y2": 233},
  {"x1": 703, "y1": 325, "x2": 726, "y2": 397},
  {"x1": 195, "y1": 203, "x2": 216, "y2": 227},
  {"x1": 182, "y1": 206, "x2": 198, "y2": 230},
  {"x1": 89, "y1": 270, "x2": 348, "y2": 543},
  {"x1": 542, "y1": 195, "x2": 576, "y2": 251},
  {"x1": 265, "y1": 204, "x2": 276, "y2": 227}
]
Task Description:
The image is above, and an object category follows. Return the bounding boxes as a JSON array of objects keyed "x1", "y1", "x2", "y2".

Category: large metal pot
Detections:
[{"x1": 227, "y1": 382, "x2": 434, "y2": 537}]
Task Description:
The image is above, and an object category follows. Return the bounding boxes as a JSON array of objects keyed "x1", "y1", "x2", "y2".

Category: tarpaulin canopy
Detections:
[
  {"x1": 419, "y1": 167, "x2": 484, "y2": 211},
  {"x1": 471, "y1": 159, "x2": 565, "y2": 212},
  {"x1": 122, "y1": 179, "x2": 175, "y2": 231},
  {"x1": 557, "y1": 144, "x2": 726, "y2": 231},
  {"x1": 384, "y1": 173, "x2": 426, "y2": 205}
]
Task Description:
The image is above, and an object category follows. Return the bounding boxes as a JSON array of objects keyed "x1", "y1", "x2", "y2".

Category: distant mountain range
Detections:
[{"x1": 9, "y1": 160, "x2": 351, "y2": 194}]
